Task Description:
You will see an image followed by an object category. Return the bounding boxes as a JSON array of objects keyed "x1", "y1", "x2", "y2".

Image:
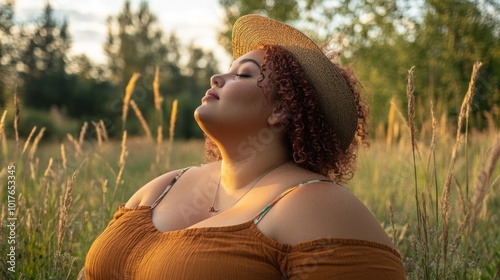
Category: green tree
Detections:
[
  {"x1": 19, "y1": 2, "x2": 72, "y2": 110},
  {"x1": 0, "y1": 0, "x2": 16, "y2": 107},
  {"x1": 65, "y1": 54, "x2": 118, "y2": 119},
  {"x1": 415, "y1": 0, "x2": 499, "y2": 126},
  {"x1": 218, "y1": 0, "x2": 310, "y2": 53},
  {"x1": 344, "y1": 0, "x2": 500, "y2": 129},
  {"x1": 104, "y1": 1, "x2": 169, "y2": 86}
]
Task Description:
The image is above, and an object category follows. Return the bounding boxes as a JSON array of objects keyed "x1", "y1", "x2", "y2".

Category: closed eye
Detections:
[{"x1": 235, "y1": 73, "x2": 251, "y2": 78}]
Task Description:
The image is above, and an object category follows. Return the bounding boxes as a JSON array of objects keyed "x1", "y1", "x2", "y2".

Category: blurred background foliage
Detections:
[{"x1": 0, "y1": 0, "x2": 498, "y2": 140}]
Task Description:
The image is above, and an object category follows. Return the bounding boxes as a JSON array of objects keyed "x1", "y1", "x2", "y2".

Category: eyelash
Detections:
[{"x1": 235, "y1": 73, "x2": 251, "y2": 78}]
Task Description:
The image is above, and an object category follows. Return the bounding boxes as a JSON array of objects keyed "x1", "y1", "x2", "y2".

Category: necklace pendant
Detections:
[{"x1": 208, "y1": 207, "x2": 218, "y2": 213}]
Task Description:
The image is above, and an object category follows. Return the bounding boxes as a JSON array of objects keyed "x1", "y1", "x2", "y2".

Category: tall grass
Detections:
[
  {"x1": 351, "y1": 61, "x2": 500, "y2": 279},
  {"x1": 0, "y1": 73, "x2": 188, "y2": 279},
  {"x1": 0, "y1": 64, "x2": 498, "y2": 279}
]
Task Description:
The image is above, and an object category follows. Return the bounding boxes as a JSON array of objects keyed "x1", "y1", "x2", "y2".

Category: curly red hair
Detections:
[{"x1": 204, "y1": 45, "x2": 369, "y2": 183}]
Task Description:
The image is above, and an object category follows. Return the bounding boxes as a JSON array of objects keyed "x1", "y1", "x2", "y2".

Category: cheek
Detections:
[{"x1": 225, "y1": 84, "x2": 263, "y2": 105}]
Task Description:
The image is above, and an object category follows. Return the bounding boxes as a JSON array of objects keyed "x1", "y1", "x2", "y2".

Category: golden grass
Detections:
[
  {"x1": 115, "y1": 131, "x2": 128, "y2": 188},
  {"x1": 165, "y1": 99, "x2": 178, "y2": 169},
  {"x1": 0, "y1": 110, "x2": 7, "y2": 158},
  {"x1": 22, "y1": 126, "x2": 37, "y2": 155},
  {"x1": 14, "y1": 93, "x2": 20, "y2": 143},
  {"x1": 122, "y1": 72, "x2": 141, "y2": 126},
  {"x1": 91, "y1": 121, "x2": 103, "y2": 148},
  {"x1": 399, "y1": 62, "x2": 500, "y2": 279},
  {"x1": 153, "y1": 66, "x2": 162, "y2": 111},
  {"x1": 130, "y1": 99, "x2": 153, "y2": 141}
]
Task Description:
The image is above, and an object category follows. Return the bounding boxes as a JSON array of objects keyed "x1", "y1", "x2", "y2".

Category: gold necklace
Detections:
[{"x1": 208, "y1": 162, "x2": 287, "y2": 213}]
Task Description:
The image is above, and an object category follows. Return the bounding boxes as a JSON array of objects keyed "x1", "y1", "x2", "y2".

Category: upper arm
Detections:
[
  {"x1": 284, "y1": 242, "x2": 406, "y2": 279},
  {"x1": 259, "y1": 182, "x2": 395, "y2": 248},
  {"x1": 124, "y1": 169, "x2": 182, "y2": 209}
]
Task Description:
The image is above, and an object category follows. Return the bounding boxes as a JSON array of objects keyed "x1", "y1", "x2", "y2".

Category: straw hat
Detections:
[{"x1": 232, "y1": 14, "x2": 358, "y2": 151}]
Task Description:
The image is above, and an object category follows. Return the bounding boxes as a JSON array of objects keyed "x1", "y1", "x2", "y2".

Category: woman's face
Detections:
[{"x1": 194, "y1": 49, "x2": 277, "y2": 137}]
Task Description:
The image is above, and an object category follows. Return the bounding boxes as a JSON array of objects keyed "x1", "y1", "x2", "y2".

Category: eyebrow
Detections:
[{"x1": 229, "y1": 58, "x2": 261, "y2": 70}]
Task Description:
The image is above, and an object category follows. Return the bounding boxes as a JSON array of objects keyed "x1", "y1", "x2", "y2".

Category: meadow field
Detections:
[{"x1": 1, "y1": 65, "x2": 499, "y2": 279}]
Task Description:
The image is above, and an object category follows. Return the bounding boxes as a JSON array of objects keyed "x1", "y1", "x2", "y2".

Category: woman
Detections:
[{"x1": 83, "y1": 14, "x2": 407, "y2": 279}]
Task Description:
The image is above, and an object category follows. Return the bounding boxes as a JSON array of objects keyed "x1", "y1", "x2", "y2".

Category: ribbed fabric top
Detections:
[{"x1": 84, "y1": 171, "x2": 407, "y2": 279}]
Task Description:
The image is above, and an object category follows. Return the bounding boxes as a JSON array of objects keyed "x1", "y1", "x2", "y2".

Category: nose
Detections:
[{"x1": 210, "y1": 74, "x2": 224, "y2": 88}]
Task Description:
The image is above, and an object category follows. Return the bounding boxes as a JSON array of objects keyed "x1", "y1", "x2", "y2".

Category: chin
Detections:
[{"x1": 194, "y1": 107, "x2": 211, "y2": 132}]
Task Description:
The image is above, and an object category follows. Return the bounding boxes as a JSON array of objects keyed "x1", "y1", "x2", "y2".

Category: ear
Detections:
[{"x1": 268, "y1": 105, "x2": 286, "y2": 126}]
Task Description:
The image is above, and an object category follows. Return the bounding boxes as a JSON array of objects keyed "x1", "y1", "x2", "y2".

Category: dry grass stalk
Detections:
[
  {"x1": 57, "y1": 172, "x2": 76, "y2": 254},
  {"x1": 61, "y1": 143, "x2": 67, "y2": 170},
  {"x1": 101, "y1": 179, "x2": 108, "y2": 207},
  {"x1": 426, "y1": 101, "x2": 437, "y2": 170},
  {"x1": 78, "y1": 122, "x2": 88, "y2": 146},
  {"x1": 122, "y1": 73, "x2": 141, "y2": 125},
  {"x1": 406, "y1": 66, "x2": 421, "y2": 231},
  {"x1": 464, "y1": 62, "x2": 482, "y2": 199},
  {"x1": 91, "y1": 121, "x2": 103, "y2": 148},
  {"x1": 449, "y1": 135, "x2": 500, "y2": 265},
  {"x1": 450, "y1": 210, "x2": 471, "y2": 258},
  {"x1": 115, "y1": 160, "x2": 125, "y2": 189},
  {"x1": 116, "y1": 131, "x2": 128, "y2": 188},
  {"x1": 441, "y1": 171, "x2": 452, "y2": 263},
  {"x1": 156, "y1": 125, "x2": 163, "y2": 165},
  {"x1": 470, "y1": 135, "x2": 500, "y2": 230},
  {"x1": 446, "y1": 62, "x2": 482, "y2": 175},
  {"x1": 30, "y1": 158, "x2": 38, "y2": 180},
  {"x1": 153, "y1": 66, "x2": 162, "y2": 111},
  {"x1": 43, "y1": 182, "x2": 50, "y2": 215},
  {"x1": 130, "y1": 99, "x2": 153, "y2": 141},
  {"x1": 429, "y1": 101, "x2": 439, "y2": 224},
  {"x1": 406, "y1": 66, "x2": 416, "y2": 148},
  {"x1": 14, "y1": 93, "x2": 20, "y2": 144},
  {"x1": 99, "y1": 119, "x2": 109, "y2": 141},
  {"x1": 455, "y1": 177, "x2": 468, "y2": 216},
  {"x1": 22, "y1": 126, "x2": 37, "y2": 155},
  {"x1": 441, "y1": 62, "x2": 483, "y2": 266},
  {"x1": 165, "y1": 99, "x2": 178, "y2": 169},
  {"x1": 0, "y1": 110, "x2": 6, "y2": 135},
  {"x1": 420, "y1": 192, "x2": 430, "y2": 277},
  {"x1": 169, "y1": 99, "x2": 178, "y2": 143},
  {"x1": 0, "y1": 110, "x2": 7, "y2": 158},
  {"x1": 25, "y1": 208, "x2": 32, "y2": 233},
  {"x1": 43, "y1": 157, "x2": 54, "y2": 177},
  {"x1": 119, "y1": 131, "x2": 128, "y2": 167},
  {"x1": 29, "y1": 126, "x2": 46, "y2": 160},
  {"x1": 67, "y1": 134, "x2": 82, "y2": 155}
]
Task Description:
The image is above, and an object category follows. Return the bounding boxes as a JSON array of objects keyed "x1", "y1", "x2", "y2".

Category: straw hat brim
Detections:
[{"x1": 232, "y1": 14, "x2": 358, "y2": 151}]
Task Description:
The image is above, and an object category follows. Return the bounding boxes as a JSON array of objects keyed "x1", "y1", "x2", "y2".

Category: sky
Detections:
[{"x1": 14, "y1": 0, "x2": 231, "y2": 67}]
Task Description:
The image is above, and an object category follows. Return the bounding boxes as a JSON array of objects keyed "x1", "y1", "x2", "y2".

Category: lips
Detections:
[{"x1": 204, "y1": 89, "x2": 219, "y2": 100}]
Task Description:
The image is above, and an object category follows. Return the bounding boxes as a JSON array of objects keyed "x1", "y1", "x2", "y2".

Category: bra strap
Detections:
[
  {"x1": 151, "y1": 167, "x2": 191, "y2": 210},
  {"x1": 253, "y1": 179, "x2": 331, "y2": 224}
]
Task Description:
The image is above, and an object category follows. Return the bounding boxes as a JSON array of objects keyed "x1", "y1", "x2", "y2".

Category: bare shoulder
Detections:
[
  {"x1": 123, "y1": 168, "x2": 185, "y2": 209},
  {"x1": 259, "y1": 181, "x2": 395, "y2": 249}
]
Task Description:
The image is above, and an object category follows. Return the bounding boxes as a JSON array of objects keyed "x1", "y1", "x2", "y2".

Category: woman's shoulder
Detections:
[
  {"x1": 123, "y1": 162, "x2": 219, "y2": 209},
  {"x1": 258, "y1": 180, "x2": 395, "y2": 249},
  {"x1": 124, "y1": 168, "x2": 184, "y2": 209}
]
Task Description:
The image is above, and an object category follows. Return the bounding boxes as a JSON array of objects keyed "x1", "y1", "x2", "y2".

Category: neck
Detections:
[{"x1": 217, "y1": 140, "x2": 289, "y2": 192}]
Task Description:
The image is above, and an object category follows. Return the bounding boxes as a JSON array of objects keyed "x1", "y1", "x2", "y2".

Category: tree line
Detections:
[
  {"x1": 0, "y1": 0, "x2": 498, "y2": 140},
  {"x1": 0, "y1": 1, "x2": 218, "y2": 139}
]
